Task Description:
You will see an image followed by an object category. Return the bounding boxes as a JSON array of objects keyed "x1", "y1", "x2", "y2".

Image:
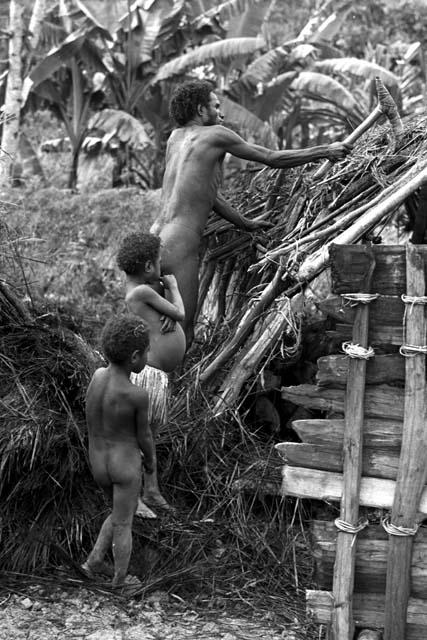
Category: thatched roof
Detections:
[{"x1": 189, "y1": 115, "x2": 427, "y2": 412}]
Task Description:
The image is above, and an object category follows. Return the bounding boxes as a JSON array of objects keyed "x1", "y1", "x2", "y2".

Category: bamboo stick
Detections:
[
  {"x1": 213, "y1": 294, "x2": 297, "y2": 414},
  {"x1": 331, "y1": 245, "x2": 375, "y2": 640},
  {"x1": 384, "y1": 245, "x2": 427, "y2": 640},
  {"x1": 200, "y1": 265, "x2": 286, "y2": 384},
  {"x1": 296, "y1": 161, "x2": 427, "y2": 283}
]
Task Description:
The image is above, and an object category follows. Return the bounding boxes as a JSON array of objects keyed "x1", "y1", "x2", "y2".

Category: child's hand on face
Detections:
[{"x1": 161, "y1": 274, "x2": 177, "y2": 289}]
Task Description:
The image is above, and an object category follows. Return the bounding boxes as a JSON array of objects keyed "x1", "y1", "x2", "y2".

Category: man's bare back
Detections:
[{"x1": 152, "y1": 80, "x2": 352, "y2": 345}]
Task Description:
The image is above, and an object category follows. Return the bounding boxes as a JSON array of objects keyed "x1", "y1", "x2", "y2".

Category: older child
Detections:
[
  {"x1": 117, "y1": 232, "x2": 185, "y2": 514},
  {"x1": 83, "y1": 314, "x2": 154, "y2": 588}
]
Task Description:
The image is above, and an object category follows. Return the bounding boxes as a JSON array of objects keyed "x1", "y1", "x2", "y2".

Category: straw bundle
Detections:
[
  {"x1": 0, "y1": 277, "x2": 313, "y2": 632},
  {"x1": 0, "y1": 280, "x2": 103, "y2": 571},
  {"x1": 192, "y1": 115, "x2": 427, "y2": 410}
]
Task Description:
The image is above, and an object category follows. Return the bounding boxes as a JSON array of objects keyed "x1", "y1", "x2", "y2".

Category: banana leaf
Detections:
[
  {"x1": 86, "y1": 109, "x2": 153, "y2": 150},
  {"x1": 315, "y1": 58, "x2": 401, "y2": 89},
  {"x1": 222, "y1": 95, "x2": 278, "y2": 149},
  {"x1": 152, "y1": 36, "x2": 264, "y2": 83},
  {"x1": 290, "y1": 71, "x2": 367, "y2": 123}
]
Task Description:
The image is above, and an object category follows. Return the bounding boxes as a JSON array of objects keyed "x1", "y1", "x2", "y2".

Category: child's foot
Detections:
[
  {"x1": 81, "y1": 561, "x2": 114, "y2": 579},
  {"x1": 135, "y1": 498, "x2": 157, "y2": 519},
  {"x1": 143, "y1": 492, "x2": 176, "y2": 513},
  {"x1": 113, "y1": 574, "x2": 142, "y2": 597}
]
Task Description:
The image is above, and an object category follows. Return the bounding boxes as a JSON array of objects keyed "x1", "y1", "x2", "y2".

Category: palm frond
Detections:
[
  {"x1": 86, "y1": 109, "x2": 153, "y2": 150},
  {"x1": 117, "y1": 0, "x2": 185, "y2": 63},
  {"x1": 22, "y1": 25, "x2": 110, "y2": 104},
  {"x1": 37, "y1": 20, "x2": 68, "y2": 52},
  {"x1": 314, "y1": 58, "x2": 401, "y2": 88},
  {"x1": 254, "y1": 71, "x2": 298, "y2": 120},
  {"x1": 152, "y1": 36, "x2": 264, "y2": 83},
  {"x1": 226, "y1": 0, "x2": 272, "y2": 38},
  {"x1": 59, "y1": 0, "x2": 111, "y2": 34},
  {"x1": 290, "y1": 71, "x2": 367, "y2": 123},
  {"x1": 239, "y1": 45, "x2": 290, "y2": 88},
  {"x1": 227, "y1": 71, "x2": 297, "y2": 120},
  {"x1": 191, "y1": 0, "x2": 260, "y2": 28},
  {"x1": 222, "y1": 95, "x2": 278, "y2": 149},
  {"x1": 297, "y1": 0, "x2": 352, "y2": 41}
]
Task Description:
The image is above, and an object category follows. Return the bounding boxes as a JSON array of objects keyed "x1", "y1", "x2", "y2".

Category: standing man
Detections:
[{"x1": 151, "y1": 79, "x2": 352, "y2": 345}]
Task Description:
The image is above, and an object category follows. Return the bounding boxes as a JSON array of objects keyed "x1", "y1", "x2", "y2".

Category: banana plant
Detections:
[{"x1": 22, "y1": 16, "x2": 112, "y2": 188}]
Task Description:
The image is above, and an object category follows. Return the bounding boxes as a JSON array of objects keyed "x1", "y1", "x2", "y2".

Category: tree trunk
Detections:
[
  {"x1": 0, "y1": 0, "x2": 25, "y2": 186},
  {"x1": 28, "y1": 0, "x2": 46, "y2": 51}
]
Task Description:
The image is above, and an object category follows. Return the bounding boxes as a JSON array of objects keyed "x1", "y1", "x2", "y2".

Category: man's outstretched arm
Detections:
[
  {"x1": 213, "y1": 193, "x2": 271, "y2": 231},
  {"x1": 214, "y1": 126, "x2": 352, "y2": 169}
]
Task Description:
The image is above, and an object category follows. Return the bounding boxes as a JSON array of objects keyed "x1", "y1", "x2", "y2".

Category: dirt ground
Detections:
[{"x1": 0, "y1": 582, "x2": 303, "y2": 640}]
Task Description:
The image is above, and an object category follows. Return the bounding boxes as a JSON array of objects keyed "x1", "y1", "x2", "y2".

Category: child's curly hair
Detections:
[
  {"x1": 101, "y1": 314, "x2": 149, "y2": 364},
  {"x1": 169, "y1": 79, "x2": 214, "y2": 126},
  {"x1": 117, "y1": 232, "x2": 160, "y2": 275}
]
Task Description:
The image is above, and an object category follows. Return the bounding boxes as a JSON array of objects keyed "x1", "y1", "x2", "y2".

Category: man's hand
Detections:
[
  {"x1": 160, "y1": 315, "x2": 176, "y2": 333},
  {"x1": 161, "y1": 274, "x2": 178, "y2": 290},
  {"x1": 326, "y1": 141, "x2": 353, "y2": 162},
  {"x1": 244, "y1": 218, "x2": 274, "y2": 232}
]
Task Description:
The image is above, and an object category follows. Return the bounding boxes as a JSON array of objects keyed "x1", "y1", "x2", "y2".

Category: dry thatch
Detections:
[
  {"x1": 0, "y1": 275, "x2": 313, "y2": 634},
  {"x1": 190, "y1": 114, "x2": 426, "y2": 411}
]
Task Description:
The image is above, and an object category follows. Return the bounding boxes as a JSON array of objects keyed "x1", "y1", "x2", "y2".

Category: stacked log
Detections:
[{"x1": 277, "y1": 244, "x2": 427, "y2": 640}]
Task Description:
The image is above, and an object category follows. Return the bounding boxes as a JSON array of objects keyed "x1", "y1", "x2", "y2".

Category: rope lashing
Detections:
[
  {"x1": 382, "y1": 516, "x2": 419, "y2": 537},
  {"x1": 341, "y1": 293, "x2": 379, "y2": 307},
  {"x1": 399, "y1": 344, "x2": 427, "y2": 357},
  {"x1": 342, "y1": 341, "x2": 375, "y2": 360},
  {"x1": 334, "y1": 518, "x2": 369, "y2": 534},
  {"x1": 401, "y1": 294, "x2": 427, "y2": 309},
  {"x1": 400, "y1": 295, "x2": 427, "y2": 356}
]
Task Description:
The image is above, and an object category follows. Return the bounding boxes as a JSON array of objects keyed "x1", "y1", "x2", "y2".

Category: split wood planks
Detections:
[{"x1": 278, "y1": 244, "x2": 427, "y2": 640}]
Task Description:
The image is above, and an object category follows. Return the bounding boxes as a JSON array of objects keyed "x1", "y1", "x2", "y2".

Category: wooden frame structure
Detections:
[{"x1": 277, "y1": 244, "x2": 427, "y2": 640}]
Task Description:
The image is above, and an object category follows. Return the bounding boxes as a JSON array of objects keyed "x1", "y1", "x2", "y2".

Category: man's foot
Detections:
[
  {"x1": 81, "y1": 561, "x2": 114, "y2": 579},
  {"x1": 143, "y1": 492, "x2": 176, "y2": 513},
  {"x1": 135, "y1": 498, "x2": 157, "y2": 519}
]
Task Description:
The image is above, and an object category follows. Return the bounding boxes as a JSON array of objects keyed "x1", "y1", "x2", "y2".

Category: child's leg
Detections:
[
  {"x1": 83, "y1": 514, "x2": 113, "y2": 574},
  {"x1": 134, "y1": 367, "x2": 173, "y2": 512},
  {"x1": 111, "y1": 480, "x2": 139, "y2": 587},
  {"x1": 142, "y1": 422, "x2": 169, "y2": 507}
]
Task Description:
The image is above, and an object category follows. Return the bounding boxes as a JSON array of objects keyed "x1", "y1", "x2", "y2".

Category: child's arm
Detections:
[
  {"x1": 134, "y1": 389, "x2": 155, "y2": 472},
  {"x1": 134, "y1": 281, "x2": 185, "y2": 322},
  {"x1": 161, "y1": 274, "x2": 185, "y2": 320}
]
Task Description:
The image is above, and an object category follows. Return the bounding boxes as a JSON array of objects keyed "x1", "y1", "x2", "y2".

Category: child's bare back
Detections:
[{"x1": 86, "y1": 367, "x2": 146, "y2": 490}]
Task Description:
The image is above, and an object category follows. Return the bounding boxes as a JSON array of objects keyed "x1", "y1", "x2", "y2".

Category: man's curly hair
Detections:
[
  {"x1": 101, "y1": 314, "x2": 149, "y2": 364},
  {"x1": 117, "y1": 232, "x2": 160, "y2": 275},
  {"x1": 169, "y1": 79, "x2": 214, "y2": 126}
]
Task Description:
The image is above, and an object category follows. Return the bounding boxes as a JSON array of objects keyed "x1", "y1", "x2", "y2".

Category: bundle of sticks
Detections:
[{"x1": 182, "y1": 79, "x2": 427, "y2": 415}]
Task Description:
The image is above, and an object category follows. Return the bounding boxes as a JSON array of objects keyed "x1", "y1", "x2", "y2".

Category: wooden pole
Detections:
[
  {"x1": 296, "y1": 163, "x2": 427, "y2": 284},
  {"x1": 331, "y1": 245, "x2": 376, "y2": 640},
  {"x1": 384, "y1": 244, "x2": 427, "y2": 640}
]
